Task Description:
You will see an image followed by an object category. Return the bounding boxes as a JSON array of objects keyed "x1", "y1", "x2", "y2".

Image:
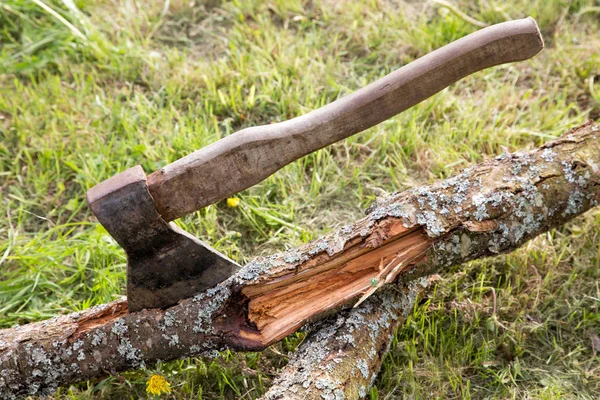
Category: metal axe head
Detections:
[{"x1": 86, "y1": 166, "x2": 239, "y2": 312}]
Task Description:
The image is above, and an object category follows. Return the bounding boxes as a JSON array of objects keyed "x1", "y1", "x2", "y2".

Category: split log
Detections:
[
  {"x1": 1, "y1": 122, "x2": 599, "y2": 398},
  {"x1": 261, "y1": 276, "x2": 436, "y2": 400}
]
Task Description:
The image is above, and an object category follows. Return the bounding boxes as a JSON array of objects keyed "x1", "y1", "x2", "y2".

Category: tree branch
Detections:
[{"x1": 1, "y1": 122, "x2": 599, "y2": 398}]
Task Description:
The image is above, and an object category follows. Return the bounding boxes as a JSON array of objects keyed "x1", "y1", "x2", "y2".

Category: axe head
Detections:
[{"x1": 86, "y1": 166, "x2": 239, "y2": 312}]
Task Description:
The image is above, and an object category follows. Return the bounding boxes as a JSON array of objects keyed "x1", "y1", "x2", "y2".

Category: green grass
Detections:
[{"x1": 1, "y1": 0, "x2": 599, "y2": 398}]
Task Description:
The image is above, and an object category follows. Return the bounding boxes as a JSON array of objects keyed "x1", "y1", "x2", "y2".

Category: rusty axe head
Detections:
[{"x1": 86, "y1": 165, "x2": 239, "y2": 312}]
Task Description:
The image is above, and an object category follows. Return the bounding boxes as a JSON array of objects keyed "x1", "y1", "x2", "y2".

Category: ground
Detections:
[{"x1": 0, "y1": 0, "x2": 599, "y2": 398}]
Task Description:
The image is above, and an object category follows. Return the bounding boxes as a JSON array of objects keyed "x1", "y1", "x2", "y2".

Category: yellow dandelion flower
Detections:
[
  {"x1": 146, "y1": 374, "x2": 171, "y2": 396},
  {"x1": 227, "y1": 197, "x2": 240, "y2": 208}
]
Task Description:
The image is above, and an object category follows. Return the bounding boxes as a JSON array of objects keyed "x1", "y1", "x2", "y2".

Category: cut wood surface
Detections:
[
  {"x1": 261, "y1": 277, "x2": 436, "y2": 400},
  {"x1": 1, "y1": 122, "x2": 599, "y2": 398}
]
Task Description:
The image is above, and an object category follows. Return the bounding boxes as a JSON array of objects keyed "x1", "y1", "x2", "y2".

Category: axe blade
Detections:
[{"x1": 86, "y1": 166, "x2": 239, "y2": 312}]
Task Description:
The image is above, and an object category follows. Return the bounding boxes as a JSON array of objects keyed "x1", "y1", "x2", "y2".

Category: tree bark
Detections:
[
  {"x1": 261, "y1": 276, "x2": 436, "y2": 400},
  {"x1": 1, "y1": 122, "x2": 599, "y2": 398}
]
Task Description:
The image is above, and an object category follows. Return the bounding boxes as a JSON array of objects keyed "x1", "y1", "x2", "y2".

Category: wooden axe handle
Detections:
[{"x1": 147, "y1": 18, "x2": 543, "y2": 222}]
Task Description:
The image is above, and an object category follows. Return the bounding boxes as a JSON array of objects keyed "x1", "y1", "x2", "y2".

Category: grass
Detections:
[{"x1": 0, "y1": 0, "x2": 599, "y2": 398}]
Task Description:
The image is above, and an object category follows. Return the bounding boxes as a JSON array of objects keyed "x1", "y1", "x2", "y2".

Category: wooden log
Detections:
[
  {"x1": 261, "y1": 277, "x2": 436, "y2": 400},
  {"x1": 1, "y1": 122, "x2": 599, "y2": 398}
]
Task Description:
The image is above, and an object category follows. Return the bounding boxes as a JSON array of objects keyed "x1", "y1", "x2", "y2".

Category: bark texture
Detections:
[
  {"x1": 262, "y1": 277, "x2": 435, "y2": 400},
  {"x1": 1, "y1": 122, "x2": 599, "y2": 398}
]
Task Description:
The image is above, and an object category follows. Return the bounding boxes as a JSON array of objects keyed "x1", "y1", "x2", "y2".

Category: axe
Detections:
[{"x1": 86, "y1": 18, "x2": 543, "y2": 312}]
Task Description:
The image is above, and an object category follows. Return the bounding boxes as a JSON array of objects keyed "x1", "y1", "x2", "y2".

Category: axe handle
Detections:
[{"x1": 147, "y1": 18, "x2": 543, "y2": 222}]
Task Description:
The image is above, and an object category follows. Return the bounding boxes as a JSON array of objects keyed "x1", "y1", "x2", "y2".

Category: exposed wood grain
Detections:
[
  {"x1": 147, "y1": 18, "x2": 544, "y2": 221},
  {"x1": 245, "y1": 229, "x2": 431, "y2": 344}
]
